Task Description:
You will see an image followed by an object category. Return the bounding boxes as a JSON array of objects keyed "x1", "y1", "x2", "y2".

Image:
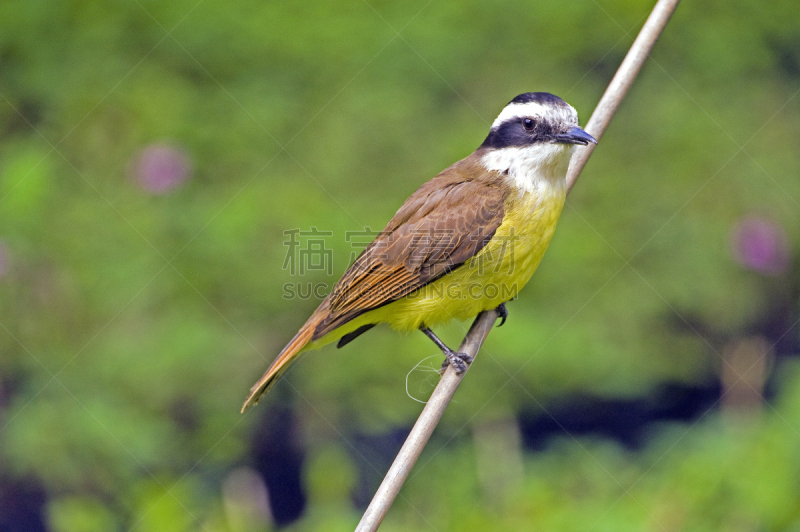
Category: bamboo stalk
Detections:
[
  {"x1": 567, "y1": 0, "x2": 682, "y2": 191},
  {"x1": 354, "y1": 311, "x2": 498, "y2": 531},
  {"x1": 356, "y1": 1, "x2": 681, "y2": 530}
]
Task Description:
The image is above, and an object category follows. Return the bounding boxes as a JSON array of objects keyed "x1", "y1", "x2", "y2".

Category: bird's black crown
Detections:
[{"x1": 509, "y1": 92, "x2": 569, "y2": 107}]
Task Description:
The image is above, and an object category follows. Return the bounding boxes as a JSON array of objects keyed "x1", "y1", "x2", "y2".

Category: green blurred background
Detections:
[{"x1": 1, "y1": 0, "x2": 799, "y2": 530}]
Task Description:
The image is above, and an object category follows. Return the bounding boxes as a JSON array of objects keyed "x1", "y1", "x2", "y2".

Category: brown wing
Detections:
[{"x1": 312, "y1": 153, "x2": 507, "y2": 340}]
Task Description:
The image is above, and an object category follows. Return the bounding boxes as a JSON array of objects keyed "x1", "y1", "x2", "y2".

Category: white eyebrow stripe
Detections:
[{"x1": 490, "y1": 102, "x2": 547, "y2": 129}]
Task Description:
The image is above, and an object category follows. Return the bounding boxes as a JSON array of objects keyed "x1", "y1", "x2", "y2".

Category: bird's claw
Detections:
[
  {"x1": 496, "y1": 303, "x2": 508, "y2": 327},
  {"x1": 440, "y1": 351, "x2": 473, "y2": 375}
]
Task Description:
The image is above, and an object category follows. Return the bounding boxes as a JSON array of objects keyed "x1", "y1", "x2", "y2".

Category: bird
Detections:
[{"x1": 242, "y1": 92, "x2": 596, "y2": 412}]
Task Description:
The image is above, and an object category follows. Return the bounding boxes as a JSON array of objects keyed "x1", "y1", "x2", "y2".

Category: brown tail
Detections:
[{"x1": 241, "y1": 313, "x2": 323, "y2": 413}]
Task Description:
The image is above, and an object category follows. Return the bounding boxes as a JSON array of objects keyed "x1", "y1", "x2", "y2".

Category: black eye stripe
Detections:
[{"x1": 480, "y1": 117, "x2": 560, "y2": 149}]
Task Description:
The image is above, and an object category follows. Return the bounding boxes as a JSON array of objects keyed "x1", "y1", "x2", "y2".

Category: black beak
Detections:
[{"x1": 553, "y1": 126, "x2": 597, "y2": 146}]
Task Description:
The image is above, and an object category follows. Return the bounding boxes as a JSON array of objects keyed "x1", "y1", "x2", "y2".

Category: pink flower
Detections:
[
  {"x1": 131, "y1": 143, "x2": 192, "y2": 194},
  {"x1": 731, "y1": 216, "x2": 790, "y2": 275}
]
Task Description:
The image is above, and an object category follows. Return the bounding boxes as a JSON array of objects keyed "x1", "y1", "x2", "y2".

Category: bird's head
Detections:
[{"x1": 479, "y1": 92, "x2": 596, "y2": 185}]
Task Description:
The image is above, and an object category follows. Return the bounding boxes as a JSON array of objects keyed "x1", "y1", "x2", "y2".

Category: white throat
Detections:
[{"x1": 480, "y1": 143, "x2": 574, "y2": 194}]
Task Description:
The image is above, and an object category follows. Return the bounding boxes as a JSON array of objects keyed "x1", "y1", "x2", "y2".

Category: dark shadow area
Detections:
[
  {"x1": 250, "y1": 404, "x2": 306, "y2": 526},
  {"x1": 0, "y1": 475, "x2": 47, "y2": 532},
  {"x1": 518, "y1": 381, "x2": 723, "y2": 451}
]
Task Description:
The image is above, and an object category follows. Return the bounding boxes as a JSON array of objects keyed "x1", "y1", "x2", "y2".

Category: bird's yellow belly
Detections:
[{"x1": 359, "y1": 183, "x2": 567, "y2": 333}]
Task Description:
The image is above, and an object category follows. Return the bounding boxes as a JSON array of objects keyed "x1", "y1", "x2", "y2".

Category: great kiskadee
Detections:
[{"x1": 242, "y1": 92, "x2": 595, "y2": 412}]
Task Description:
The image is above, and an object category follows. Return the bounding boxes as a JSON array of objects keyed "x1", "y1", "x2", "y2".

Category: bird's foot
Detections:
[
  {"x1": 420, "y1": 326, "x2": 473, "y2": 375},
  {"x1": 496, "y1": 302, "x2": 508, "y2": 327},
  {"x1": 439, "y1": 349, "x2": 473, "y2": 375}
]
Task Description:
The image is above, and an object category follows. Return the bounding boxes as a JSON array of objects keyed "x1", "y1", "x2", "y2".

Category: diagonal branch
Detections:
[
  {"x1": 356, "y1": 1, "x2": 681, "y2": 530},
  {"x1": 567, "y1": 0, "x2": 681, "y2": 192}
]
